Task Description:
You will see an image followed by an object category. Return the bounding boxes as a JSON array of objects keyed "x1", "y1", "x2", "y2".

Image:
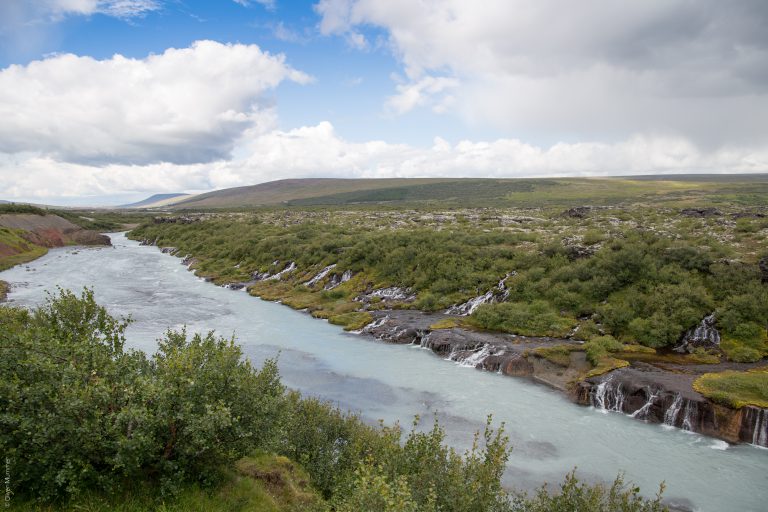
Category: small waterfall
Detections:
[
  {"x1": 453, "y1": 344, "x2": 494, "y2": 368},
  {"x1": 445, "y1": 271, "x2": 516, "y2": 316},
  {"x1": 266, "y1": 261, "x2": 297, "y2": 281},
  {"x1": 591, "y1": 377, "x2": 625, "y2": 413},
  {"x1": 352, "y1": 315, "x2": 390, "y2": 335},
  {"x1": 419, "y1": 331, "x2": 432, "y2": 349},
  {"x1": 664, "y1": 394, "x2": 684, "y2": 427},
  {"x1": 445, "y1": 290, "x2": 495, "y2": 315},
  {"x1": 630, "y1": 387, "x2": 660, "y2": 420},
  {"x1": 324, "y1": 269, "x2": 353, "y2": 290},
  {"x1": 681, "y1": 400, "x2": 698, "y2": 431},
  {"x1": 304, "y1": 264, "x2": 336, "y2": 287},
  {"x1": 752, "y1": 409, "x2": 768, "y2": 447},
  {"x1": 674, "y1": 313, "x2": 720, "y2": 353}
]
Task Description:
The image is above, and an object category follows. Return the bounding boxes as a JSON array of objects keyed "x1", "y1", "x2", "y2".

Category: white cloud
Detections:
[
  {"x1": 2, "y1": 122, "x2": 766, "y2": 203},
  {"x1": 315, "y1": 0, "x2": 768, "y2": 148},
  {"x1": 0, "y1": 40, "x2": 310, "y2": 165}
]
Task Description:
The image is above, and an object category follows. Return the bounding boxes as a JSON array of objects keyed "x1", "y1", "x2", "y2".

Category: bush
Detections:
[
  {"x1": 584, "y1": 335, "x2": 622, "y2": 366},
  {"x1": 0, "y1": 289, "x2": 286, "y2": 501},
  {"x1": 513, "y1": 470, "x2": 667, "y2": 512}
]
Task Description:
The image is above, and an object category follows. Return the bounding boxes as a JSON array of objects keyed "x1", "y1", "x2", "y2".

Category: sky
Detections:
[{"x1": 0, "y1": 0, "x2": 767, "y2": 205}]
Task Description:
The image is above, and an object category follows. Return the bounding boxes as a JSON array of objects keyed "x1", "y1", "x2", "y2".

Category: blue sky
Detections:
[{"x1": 0, "y1": 0, "x2": 766, "y2": 205}]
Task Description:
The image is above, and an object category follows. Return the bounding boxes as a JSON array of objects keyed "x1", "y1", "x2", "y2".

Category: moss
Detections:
[
  {"x1": 721, "y1": 336, "x2": 768, "y2": 363},
  {"x1": 534, "y1": 344, "x2": 582, "y2": 367},
  {"x1": 0, "y1": 280, "x2": 8, "y2": 302},
  {"x1": 328, "y1": 311, "x2": 373, "y2": 331},
  {"x1": 586, "y1": 357, "x2": 630, "y2": 378},
  {"x1": 693, "y1": 368, "x2": 768, "y2": 409},
  {"x1": 619, "y1": 344, "x2": 657, "y2": 354},
  {"x1": 429, "y1": 317, "x2": 465, "y2": 330}
]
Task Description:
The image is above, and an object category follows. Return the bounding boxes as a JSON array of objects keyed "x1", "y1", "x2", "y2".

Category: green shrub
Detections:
[
  {"x1": 0, "y1": 289, "x2": 286, "y2": 501},
  {"x1": 584, "y1": 335, "x2": 622, "y2": 366}
]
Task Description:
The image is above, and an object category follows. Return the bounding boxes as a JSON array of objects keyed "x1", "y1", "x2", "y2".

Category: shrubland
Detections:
[
  {"x1": 128, "y1": 205, "x2": 768, "y2": 360},
  {"x1": 0, "y1": 290, "x2": 668, "y2": 511}
]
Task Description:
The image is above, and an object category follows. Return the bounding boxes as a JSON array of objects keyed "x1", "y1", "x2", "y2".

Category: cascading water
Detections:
[
  {"x1": 451, "y1": 344, "x2": 495, "y2": 368},
  {"x1": 266, "y1": 261, "x2": 297, "y2": 280},
  {"x1": 752, "y1": 409, "x2": 768, "y2": 447},
  {"x1": 352, "y1": 315, "x2": 390, "y2": 334},
  {"x1": 630, "y1": 387, "x2": 660, "y2": 420},
  {"x1": 305, "y1": 264, "x2": 336, "y2": 287},
  {"x1": 664, "y1": 394, "x2": 684, "y2": 427},
  {"x1": 681, "y1": 400, "x2": 698, "y2": 431},
  {"x1": 591, "y1": 377, "x2": 625, "y2": 413},
  {"x1": 445, "y1": 272, "x2": 516, "y2": 315}
]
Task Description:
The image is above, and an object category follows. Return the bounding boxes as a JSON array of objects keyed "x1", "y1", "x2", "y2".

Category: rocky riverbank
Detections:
[
  {"x1": 140, "y1": 237, "x2": 768, "y2": 449},
  {"x1": 352, "y1": 309, "x2": 768, "y2": 447}
]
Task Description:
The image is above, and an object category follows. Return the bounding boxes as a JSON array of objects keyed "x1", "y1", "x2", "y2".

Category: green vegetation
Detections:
[
  {"x1": 0, "y1": 280, "x2": 7, "y2": 301},
  {"x1": 166, "y1": 176, "x2": 768, "y2": 209},
  {"x1": 1, "y1": 290, "x2": 668, "y2": 511},
  {"x1": 0, "y1": 203, "x2": 47, "y2": 215},
  {"x1": 128, "y1": 202, "x2": 768, "y2": 361},
  {"x1": 328, "y1": 311, "x2": 373, "y2": 330},
  {"x1": 693, "y1": 368, "x2": 768, "y2": 408},
  {"x1": 0, "y1": 226, "x2": 48, "y2": 271}
]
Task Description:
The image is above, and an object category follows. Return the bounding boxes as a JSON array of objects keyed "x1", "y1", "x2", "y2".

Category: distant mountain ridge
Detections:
[
  {"x1": 120, "y1": 193, "x2": 191, "y2": 208},
  {"x1": 129, "y1": 174, "x2": 768, "y2": 210}
]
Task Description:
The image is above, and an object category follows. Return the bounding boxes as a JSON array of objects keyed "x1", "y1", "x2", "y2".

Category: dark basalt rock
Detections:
[
  {"x1": 680, "y1": 207, "x2": 721, "y2": 217},
  {"x1": 153, "y1": 215, "x2": 201, "y2": 224},
  {"x1": 561, "y1": 206, "x2": 590, "y2": 218},
  {"x1": 565, "y1": 244, "x2": 595, "y2": 260},
  {"x1": 759, "y1": 256, "x2": 768, "y2": 284},
  {"x1": 673, "y1": 314, "x2": 720, "y2": 353}
]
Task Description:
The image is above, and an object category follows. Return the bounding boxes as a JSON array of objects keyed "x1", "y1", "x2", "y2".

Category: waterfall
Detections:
[
  {"x1": 352, "y1": 315, "x2": 390, "y2": 334},
  {"x1": 445, "y1": 271, "x2": 516, "y2": 315},
  {"x1": 591, "y1": 377, "x2": 625, "y2": 413},
  {"x1": 445, "y1": 290, "x2": 495, "y2": 315},
  {"x1": 752, "y1": 409, "x2": 768, "y2": 447},
  {"x1": 630, "y1": 387, "x2": 660, "y2": 420},
  {"x1": 674, "y1": 313, "x2": 721, "y2": 353},
  {"x1": 266, "y1": 261, "x2": 297, "y2": 280},
  {"x1": 419, "y1": 331, "x2": 432, "y2": 349},
  {"x1": 681, "y1": 400, "x2": 698, "y2": 431},
  {"x1": 304, "y1": 264, "x2": 336, "y2": 287},
  {"x1": 452, "y1": 344, "x2": 494, "y2": 368},
  {"x1": 664, "y1": 394, "x2": 684, "y2": 427}
]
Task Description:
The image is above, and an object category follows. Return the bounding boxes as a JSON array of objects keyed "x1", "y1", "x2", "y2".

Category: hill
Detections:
[
  {"x1": 120, "y1": 193, "x2": 192, "y2": 208},
  {"x1": 167, "y1": 175, "x2": 768, "y2": 209}
]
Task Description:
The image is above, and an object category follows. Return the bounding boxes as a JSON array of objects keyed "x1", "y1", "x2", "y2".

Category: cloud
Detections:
[
  {"x1": 0, "y1": 40, "x2": 311, "y2": 165},
  {"x1": 232, "y1": 0, "x2": 275, "y2": 10},
  {"x1": 2, "y1": 122, "x2": 766, "y2": 203},
  {"x1": 315, "y1": 0, "x2": 768, "y2": 148}
]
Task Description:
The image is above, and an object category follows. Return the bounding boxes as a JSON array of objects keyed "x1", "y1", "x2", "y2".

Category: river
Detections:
[{"x1": 1, "y1": 232, "x2": 766, "y2": 511}]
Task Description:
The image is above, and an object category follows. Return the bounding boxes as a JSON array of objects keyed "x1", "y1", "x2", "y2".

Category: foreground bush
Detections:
[{"x1": 0, "y1": 289, "x2": 285, "y2": 500}]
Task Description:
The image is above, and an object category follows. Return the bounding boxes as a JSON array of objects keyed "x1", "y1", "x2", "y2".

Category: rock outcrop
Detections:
[
  {"x1": 673, "y1": 313, "x2": 721, "y2": 353},
  {"x1": 0, "y1": 214, "x2": 111, "y2": 248},
  {"x1": 353, "y1": 310, "x2": 768, "y2": 447}
]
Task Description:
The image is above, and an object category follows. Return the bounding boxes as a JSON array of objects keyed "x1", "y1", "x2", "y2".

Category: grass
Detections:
[
  {"x1": 534, "y1": 344, "x2": 582, "y2": 367},
  {"x1": 0, "y1": 227, "x2": 48, "y2": 271},
  {"x1": 328, "y1": 311, "x2": 373, "y2": 331},
  {"x1": 429, "y1": 317, "x2": 466, "y2": 330},
  {"x1": 693, "y1": 368, "x2": 768, "y2": 408},
  {"x1": 167, "y1": 176, "x2": 768, "y2": 209},
  {"x1": 0, "y1": 280, "x2": 8, "y2": 301},
  {"x1": 9, "y1": 454, "x2": 324, "y2": 512},
  {"x1": 586, "y1": 357, "x2": 631, "y2": 378}
]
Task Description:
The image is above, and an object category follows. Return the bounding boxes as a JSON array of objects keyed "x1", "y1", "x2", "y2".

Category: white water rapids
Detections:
[{"x1": 1, "y1": 233, "x2": 766, "y2": 511}]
